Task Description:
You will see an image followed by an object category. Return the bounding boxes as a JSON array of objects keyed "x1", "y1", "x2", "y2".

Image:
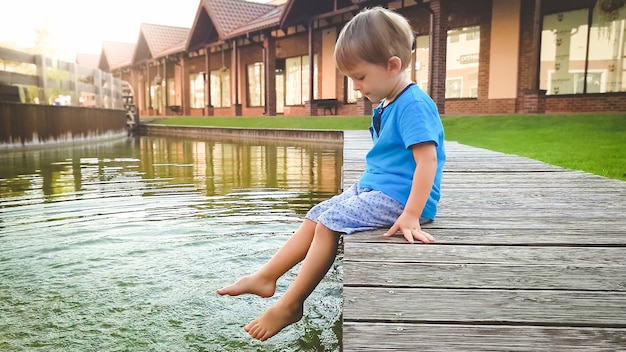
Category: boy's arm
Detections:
[{"x1": 383, "y1": 142, "x2": 437, "y2": 244}]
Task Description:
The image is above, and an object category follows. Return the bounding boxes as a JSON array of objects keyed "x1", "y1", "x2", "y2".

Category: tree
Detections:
[{"x1": 30, "y1": 21, "x2": 66, "y2": 59}]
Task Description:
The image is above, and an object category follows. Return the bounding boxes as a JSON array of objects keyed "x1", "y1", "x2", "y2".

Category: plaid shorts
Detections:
[{"x1": 305, "y1": 182, "x2": 406, "y2": 234}]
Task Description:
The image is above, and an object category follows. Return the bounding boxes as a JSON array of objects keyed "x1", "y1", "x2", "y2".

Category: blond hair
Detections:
[{"x1": 334, "y1": 7, "x2": 414, "y2": 73}]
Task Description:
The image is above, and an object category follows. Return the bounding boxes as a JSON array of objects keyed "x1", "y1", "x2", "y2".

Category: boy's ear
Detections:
[{"x1": 387, "y1": 56, "x2": 403, "y2": 73}]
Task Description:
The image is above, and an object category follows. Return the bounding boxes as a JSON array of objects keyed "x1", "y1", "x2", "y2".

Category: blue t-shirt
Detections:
[{"x1": 359, "y1": 83, "x2": 446, "y2": 219}]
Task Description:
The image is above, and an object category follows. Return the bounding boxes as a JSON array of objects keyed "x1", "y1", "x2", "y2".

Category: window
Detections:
[
  {"x1": 540, "y1": 9, "x2": 589, "y2": 95},
  {"x1": 148, "y1": 76, "x2": 164, "y2": 111},
  {"x1": 144, "y1": 82, "x2": 150, "y2": 109},
  {"x1": 276, "y1": 70, "x2": 285, "y2": 114},
  {"x1": 189, "y1": 73, "x2": 205, "y2": 108},
  {"x1": 466, "y1": 30, "x2": 480, "y2": 41},
  {"x1": 446, "y1": 78, "x2": 463, "y2": 98},
  {"x1": 247, "y1": 62, "x2": 264, "y2": 107},
  {"x1": 446, "y1": 26, "x2": 480, "y2": 98},
  {"x1": 210, "y1": 69, "x2": 230, "y2": 108},
  {"x1": 345, "y1": 76, "x2": 362, "y2": 103},
  {"x1": 285, "y1": 55, "x2": 318, "y2": 105},
  {"x1": 469, "y1": 86, "x2": 478, "y2": 98},
  {"x1": 414, "y1": 35, "x2": 431, "y2": 94},
  {"x1": 167, "y1": 78, "x2": 175, "y2": 106},
  {"x1": 541, "y1": 6, "x2": 626, "y2": 94}
]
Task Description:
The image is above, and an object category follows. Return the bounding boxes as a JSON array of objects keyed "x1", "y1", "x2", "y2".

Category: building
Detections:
[{"x1": 100, "y1": 0, "x2": 626, "y2": 117}]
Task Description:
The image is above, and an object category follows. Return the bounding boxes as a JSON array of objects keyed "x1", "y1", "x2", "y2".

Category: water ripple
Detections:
[{"x1": 0, "y1": 135, "x2": 342, "y2": 351}]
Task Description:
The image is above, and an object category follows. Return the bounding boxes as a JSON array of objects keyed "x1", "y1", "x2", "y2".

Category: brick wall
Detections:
[
  {"x1": 546, "y1": 94, "x2": 626, "y2": 113},
  {"x1": 446, "y1": 98, "x2": 517, "y2": 115}
]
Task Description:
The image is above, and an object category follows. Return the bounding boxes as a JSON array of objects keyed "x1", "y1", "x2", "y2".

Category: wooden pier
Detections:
[{"x1": 341, "y1": 130, "x2": 626, "y2": 351}]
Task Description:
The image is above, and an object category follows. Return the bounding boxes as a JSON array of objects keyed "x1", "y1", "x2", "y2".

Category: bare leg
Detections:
[
  {"x1": 244, "y1": 222, "x2": 340, "y2": 341},
  {"x1": 216, "y1": 219, "x2": 317, "y2": 298}
]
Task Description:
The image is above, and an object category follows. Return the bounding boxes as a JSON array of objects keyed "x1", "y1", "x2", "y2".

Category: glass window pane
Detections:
[
  {"x1": 222, "y1": 72, "x2": 230, "y2": 107},
  {"x1": 590, "y1": 5, "x2": 626, "y2": 92},
  {"x1": 286, "y1": 57, "x2": 301, "y2": 105},
  {"x1": 144, "y1": 82, "x2": 150, "y2": 110},
  {"x1": 346, "y1": 77, "x2": 362, "y2": 103},
  {"x1": 302, "y1": 55, "x2": 309, "y2": 103},
  {"x1": 189, "y1": 73, "x2": 205, "y2": 108},
  {"x1": 540, "y1": 9, "x2": 590, "y2": 95},
  {"x1": 210, "y1": 71, "x2": 221, "y2": 108},
  {"x1": 167, "y1": 78, "x2": 175, "y2": 106},
  {"x1": 188, "y1": 74, "x2": 194, "y2": 108},
  {"x1": 247, "y1": 62, "x2": 264, "y2": 107},
  {"x1": 415, "y1": 35, "x2": 431, "y2": 94},
  {"x1": 446, "y1": 26, "x2": 480, "y2": 98},
  {"x1": 210, "y1": 69, "x2": 230, "y2": 108},
  {"x1": 276, "y1": 72, "x2": 284, "y2": 113},
  {"x1": 312, "y1": 54, "x2": 318, "y2": 100}
]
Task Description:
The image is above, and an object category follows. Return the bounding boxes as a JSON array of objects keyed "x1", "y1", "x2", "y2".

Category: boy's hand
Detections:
[{"x1": 383, "y1": 212, "x2": 435, "y2": 244}]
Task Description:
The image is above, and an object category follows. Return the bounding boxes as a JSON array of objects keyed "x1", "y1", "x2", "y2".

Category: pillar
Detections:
[
  {"x1": 264, "y1": 32, "x2": 277, "y2": 116},
  {"x1": 429, "y1": 0, "x2": 449, "y2": 114}
]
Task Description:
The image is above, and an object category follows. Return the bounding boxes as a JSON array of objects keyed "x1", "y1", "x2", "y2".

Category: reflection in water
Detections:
[
  {"x1": 1, "y1": 136, "x2": 342, "y2": 203},
  {"x1": 0, "y1": 135, "x2": 343, "y2": 351},
  {"x1": 138, "y1": 136, "x2": 342, "y2": 215}
]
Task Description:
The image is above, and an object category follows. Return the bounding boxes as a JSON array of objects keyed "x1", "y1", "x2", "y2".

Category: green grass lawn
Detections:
[
  {"x1": 442, "y1": 114, "x2": 626, "y2": 181},
  {"x1": 148, "y1": 113, "x2": 626, "y2": 181}
]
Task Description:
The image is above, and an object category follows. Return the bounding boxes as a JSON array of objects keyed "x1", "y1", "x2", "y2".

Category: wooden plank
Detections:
[
  {"x1": 342, "y1": 131, "x2": 626, "y2": 351},
  {"x1": 435, "y1": 207, "x2": 626, "y2": 218},
  {"x1": 345, "y1": 169, "x2": 625, "y2": 188},
  {"x1": 343, "y1": 243, "x2": 626, "y2": 265},
  {"x1": 421, "y1": 217, "x2": 626, "y2": 230},
  {"x1": 343, "y1": 228, "x2": 626, "y2": 245},
  {"x1": 441, "y1": 171, "x2": 622, "y2": 183},
  {"x1": 343, "y1": 287, "x2": 626, "y2": 326},
  {"x1": 343, "y1": 322, "x2": 626, "y2": 351},
  {"x1": 0, "y1": 71, "x2": 39, "y2": 87},
  {"x1": 442, "y1": 164, "x2": 567, "y2": 172},
  {"x1": 344, "y1": 262, "x2": 626, "y2": 291},
  {"x1": 0, "y1": 47, "x2": 36, "y2": 64},
  {"x1": 344, "y1": 163, "x2": 566, "y2": 175},
  {"x1": 343, "y1": 216, "x2": 626, "y2": 232}
]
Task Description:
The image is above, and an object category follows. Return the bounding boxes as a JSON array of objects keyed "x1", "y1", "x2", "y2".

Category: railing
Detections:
[{"x1": 0, "y1": 47, "x2": 123, "y2": 109}]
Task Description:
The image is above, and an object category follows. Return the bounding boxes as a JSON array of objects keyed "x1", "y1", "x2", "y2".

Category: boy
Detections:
[{"x1": 217, "y1": 6, "x2": 446, "y2": 342}]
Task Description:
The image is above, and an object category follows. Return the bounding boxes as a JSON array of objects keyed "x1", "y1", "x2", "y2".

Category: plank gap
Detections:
[{"x1": 343, "y1": 318, "x2": 626, "y2": 329}]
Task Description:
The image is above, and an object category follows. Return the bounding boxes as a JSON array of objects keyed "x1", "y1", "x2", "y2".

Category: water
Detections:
[{"x1": 0, "y1": 135, "x2": 344, "y2": 351}]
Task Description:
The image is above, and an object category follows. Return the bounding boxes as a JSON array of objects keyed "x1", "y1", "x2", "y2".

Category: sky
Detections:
[{"x1": 0, "y1": 0, "x2": 268, "y2": 61}]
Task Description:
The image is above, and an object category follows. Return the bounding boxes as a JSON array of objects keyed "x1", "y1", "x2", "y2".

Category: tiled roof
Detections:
[
  {"x1": 99, "y1": 41, "x2": 135, "y2": 71},
  {"x1": 134, "y1": 23, "x2": 190, "y2": 63},
  {"x1": 204, "y1": 0, "x2": 278, "y2": 37},
  {"x1": 75, "y1": 53, "x2": 100, "y2": 69},
  {"x1": 280, "y1": 0, "x2": 354, "y2": 28},
  {"x1": 187, "y1": 0, "x2": 281, "y2": 51},
  {"x1": 224, "y1": 4, "x2": 285, "y2": 39}
]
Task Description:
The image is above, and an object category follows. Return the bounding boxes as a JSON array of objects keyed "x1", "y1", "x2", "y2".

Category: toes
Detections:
[{"x1": 250, "y1": 328, "x2": 264, "y2": 340}]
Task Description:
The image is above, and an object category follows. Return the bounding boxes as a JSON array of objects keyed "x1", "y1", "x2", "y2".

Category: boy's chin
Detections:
[{"x1": 364, "y1": 95, "x2": 381, "y2": 103}]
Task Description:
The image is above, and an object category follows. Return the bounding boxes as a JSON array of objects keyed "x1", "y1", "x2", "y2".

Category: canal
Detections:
[{"x1": 0, "y1": 134, "x2": 343, "y2": 351}]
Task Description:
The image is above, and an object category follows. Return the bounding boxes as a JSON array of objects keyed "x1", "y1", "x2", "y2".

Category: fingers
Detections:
[
  {"x1": 402, "y1": 229, "x2": 415, "y2": 244},
  {"x1": 383, "y1": 224, "x2": 398, "y2": 237},
  {"x1": 418, "y1": 230, "x2": 436, "y2": 243},
  {"x1": 384, "y1": 222, "x2": 436, "y2": 244},
  {"x1": 400, "y1": 228, "x2": 435, "y2": 244}
]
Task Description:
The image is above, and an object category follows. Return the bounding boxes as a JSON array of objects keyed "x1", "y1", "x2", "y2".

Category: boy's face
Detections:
[{"x1": 341, "y1": 60, "x2": 394, "y2": 103}]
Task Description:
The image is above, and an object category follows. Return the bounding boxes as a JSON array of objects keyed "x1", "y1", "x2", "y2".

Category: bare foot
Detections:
[
  {"x1": 244, "y1": 303, "x2": 303, "y2": 341},
  {"x1": 216, "y1": 273, "x2": 276, "y2": 298}
]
